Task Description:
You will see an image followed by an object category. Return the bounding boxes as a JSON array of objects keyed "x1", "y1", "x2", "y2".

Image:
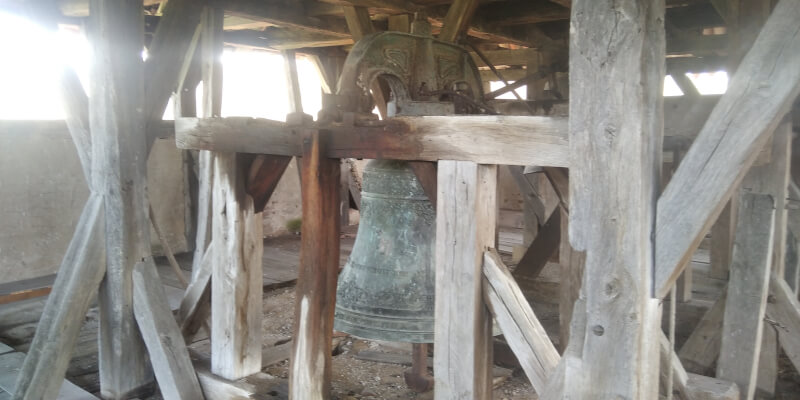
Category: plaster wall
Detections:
[{"x1": 0, "y1": 121, "x2": 190, "y2": 284}]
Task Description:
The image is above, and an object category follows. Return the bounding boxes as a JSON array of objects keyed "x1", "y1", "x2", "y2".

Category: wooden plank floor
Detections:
[
  {"x1": 0, "y1": 230, "x2": 358, "y2": 397},
  {"x1": 0, "y1": 341, "x2": 97, "y2": 399},
  {"x1": 0, "y1": 228, "x2": 776, "y2": 398}
]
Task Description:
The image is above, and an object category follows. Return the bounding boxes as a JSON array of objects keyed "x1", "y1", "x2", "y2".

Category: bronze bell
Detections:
[{"x1": 334, "y1": 159, "x2": 435, "y2": 343}]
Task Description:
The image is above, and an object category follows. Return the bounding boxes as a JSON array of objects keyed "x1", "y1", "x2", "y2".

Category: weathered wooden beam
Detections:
[
  {"x1": 220, "y1": 0, "x2": 351, "y2": 38},
  {"x1": 508, "y1": 165, "x2": 545, "y2": 225},
  {"x1": 177, "y1": 242, "x2": 215, "y2": 340},
  {"x1": 0, "y1": 275, "x2": 55, "y2": 305},
  {"x1": 342, "y1": 6, "x2": 374, "y2": 40},
  {"x1": 659, "y1": 333, "x2": 690, "y2": 399},
  {"x1": 756, "y1": 323, "x2": 778, "y2": 397},
  {"x1": 667, "y1": 33, "x2": 728, "y2": 57},
  {"x1": 289, "y1": 130, "x2": 340, "y2": 399},
  {"x1": 481, "y1": 0, "x2": 569, "y2": 26},
  {"x1": 507, "y1": 166, "x2": 541, "y2": 260},
  {"x1": 224, "y1": 28, "x2": 354, "y2": 50},
  {"x1": 175, "y1": 115, "x2": 569, "y2": 167},
  {"x1": 482, "y1": 250, "x2": 559, "y2": 393},
  {"x1": 547, "y1": 0, "x2": 570, "y2": 7},
  {"x1": 685, "y1": 373, "x2": 741, "y2": 400},
  {"x1": 408, "y1": 161, "x2": 438, "y2": 206},
  {"x1": 512, "y1": 206, "x2": 560, "y2": 281},
  {"x1": 753, "y1": 123, "x2": 793, "y2": 276},
  {"x1": 550, "y1": 0, "x2": 665, "y2": 397},
  {"x1": 438, "y1": 0, "x2": 478, "y2": 43},
  {"x1": 58, "y1": 67, "x2": 91, "y2": 185},
  {"x1": 132, "y1": 260, "x2": 204, "y2": 400},
  {"x1": 654, "y1": 0, "x2": 800, "y2": 298},
  {"x1": 202, "y1": 6, "x2": 263, "y2": 380},
  {"x1": 664, "y1": 151, "x2": 693, "y2": 303},
  {"x1": 210, "y1": 151, "x2": 264, "y2": 380},
  {"x1": 787, "y1": 182, "x2": 800, "y2": 292},
  {"x1": 388, "y1": 13, "x2": 410, "y2": 32},
  {"x1": 434, "y1": 161, "x2": 496, "y2": 400},
  {"x1": 190, "y1": 6, "x2": 224, "y2": 287},
  {"x1": 678, "y1": 290, "x2": 726, "y2": 375},
  {"x1": 89, "y1": 1, "x2": 153, "y2": 396},
  {"x1": 710, "y1": 198, "x2": 737, "y2": 280},
  {"x1": 717, "y1": 193, "x2": 775, "y2": 399},
  {"x1": 144, "y1": 0, "x2": 204, "y2": 149},
  {"x1": 247, "y1": 155, "x2": 292, "y2": 212},
  {"x1": 557, "y1": 206, "x2": 584, "y2": 354},
  {"x1": 2, "y1": 352, "x2": 99, "y2": 399},
  {"x1": 765, "y1": 274, "x2": 800, "y2": 375},
  {"x1": 314, "y1": 0, "x2": 419, "y2": 12},
  {"x1": 11, "y1": 195, "x2": 105, "y2": 400},
  {"x1": 57, "y1": 0, "x2": 161, "y2": 15},
  {"x1": 239, "y1": 50, "x2": 296, "y2": 212}
]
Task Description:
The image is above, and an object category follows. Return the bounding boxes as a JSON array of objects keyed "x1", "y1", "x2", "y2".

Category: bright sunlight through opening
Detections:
[{"x1": 0, "y1": 11, "x2": 322, "y2": 121}]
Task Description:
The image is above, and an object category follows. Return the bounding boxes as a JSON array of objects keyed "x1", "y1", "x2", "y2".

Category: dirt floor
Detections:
[{"x1": 252, "y1": 287, "x2": 537, "y2": 400}]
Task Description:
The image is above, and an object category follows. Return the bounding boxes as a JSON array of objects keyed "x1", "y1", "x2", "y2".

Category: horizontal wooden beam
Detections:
[
  {"x1": 0, "y1": 274, "x2": 56, "y2": 305},
  {"x1": 224, "y1": 28, "x2": 354, "y2": 50},
  {"x1": 175, "y1": 115, "x2": 570, "y2": 167},
  {"x1": 480, "y1": 0, "x2": 569, "y2": 26},
  {"x1": 216, "y1": 0, "x2": 352, "y2": 38},
  {"x1": 470, "y1": 49, "x2": 539, "y2": 68}
]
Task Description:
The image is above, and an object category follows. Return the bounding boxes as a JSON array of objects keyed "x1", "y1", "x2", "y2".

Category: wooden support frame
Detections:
[
  {"x1": 289, "y1": 130, "x2": 341, "y2": 399},
  {"x1": 512, "y1": 207, "x2": 560, "y2": 281},
  {"x1": 438, "y1": 0, "x2": 479, "y2": 43},
  {"x1": 176, "y1": 115, "x2": 570, "y2": 167},
  {"x1": 717, "y1": 193, "x2": 776, "y2": 399},
  {"x1": 13, "y1": 5, "x2": 204, "y2": 397},
  {"x1": 434, "y1": 161, "x2": 496, "y2": 400},
  {"x1": 678, "y1": 290, "x2": 726, "y2": 375},
  {"x1": 132, "y1": 259, "x2": 204, "y2": 400},
  {"x1": 557, "y1": 206, "x2": 584, "y2": 354},
  {"x1": 210, "y1": 150, "x2": 264, "y2": 379},
  {"x1": 11, "y1": 196, "x2": 106, "y2": 400},
  {"x1": 143, "y1": 0, "x2": 204, "y2": 149},
  {"x1": 29, "y1": 2, "x2": 792, "y2": 398},
  {"x1": 766, "y1": 274, "x2": 800, "y2": 375},
  {"x1": 654, "y1": 0, "x2": 800, "y2": 298},
  {"x1": 483, "y1": 249, "x2": 559, "y2": 393},
  {"x1": 89, "y1": 1, "x2": 153, "y2": 396},
  {"x1": 710, "y1": 199, "x2": 738, "y2": 280},
  {"x1": 199, "y1": 6, "x2": 264, "y2": 380},
  {"x1": 549, "y1": 0, "x2": 665, "y2": 398}
]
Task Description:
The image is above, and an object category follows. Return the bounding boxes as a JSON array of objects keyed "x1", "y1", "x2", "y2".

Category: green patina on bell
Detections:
[{"x1": 334, "y1": 159, "x2": 435, "y2": 343}]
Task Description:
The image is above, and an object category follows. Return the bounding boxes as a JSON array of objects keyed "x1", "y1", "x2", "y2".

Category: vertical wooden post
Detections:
[
  {"x1": 211, "y1": 151, "x2": 264, "y2": 379},
  {"x1": 710, "y1": 200, "x2": 738, "y2": 280},
  {"x1": 89, "y1": 0, "x2": 154, "y2": 397},
  {"x1": 202, "y1": 7, "x2": 264, "y2": 380},
  {"x1": 556, "y1": 0, "x2": 665, "y2": 398},
  {"x1": 558, "y1": 206, "x2": 585, "y2": 353},
  {"x1": 289, "y1": 130, "x2": 341, "y2": 399},
  {"x1": 666, "y1": 151, "x2": 693, "y2": 302},
  {"x1": 717, "y1": 193, "x2": 776, "y2": 399},
  {"x1": 191, "y1": 6, "x2": 222, "y2": 280},
  {"x1": 434, "y1": 161, "x2": 496, "y2": 400},
  {"x1": 741, "y1": 121, "x2": 793, "y2": 397}
]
